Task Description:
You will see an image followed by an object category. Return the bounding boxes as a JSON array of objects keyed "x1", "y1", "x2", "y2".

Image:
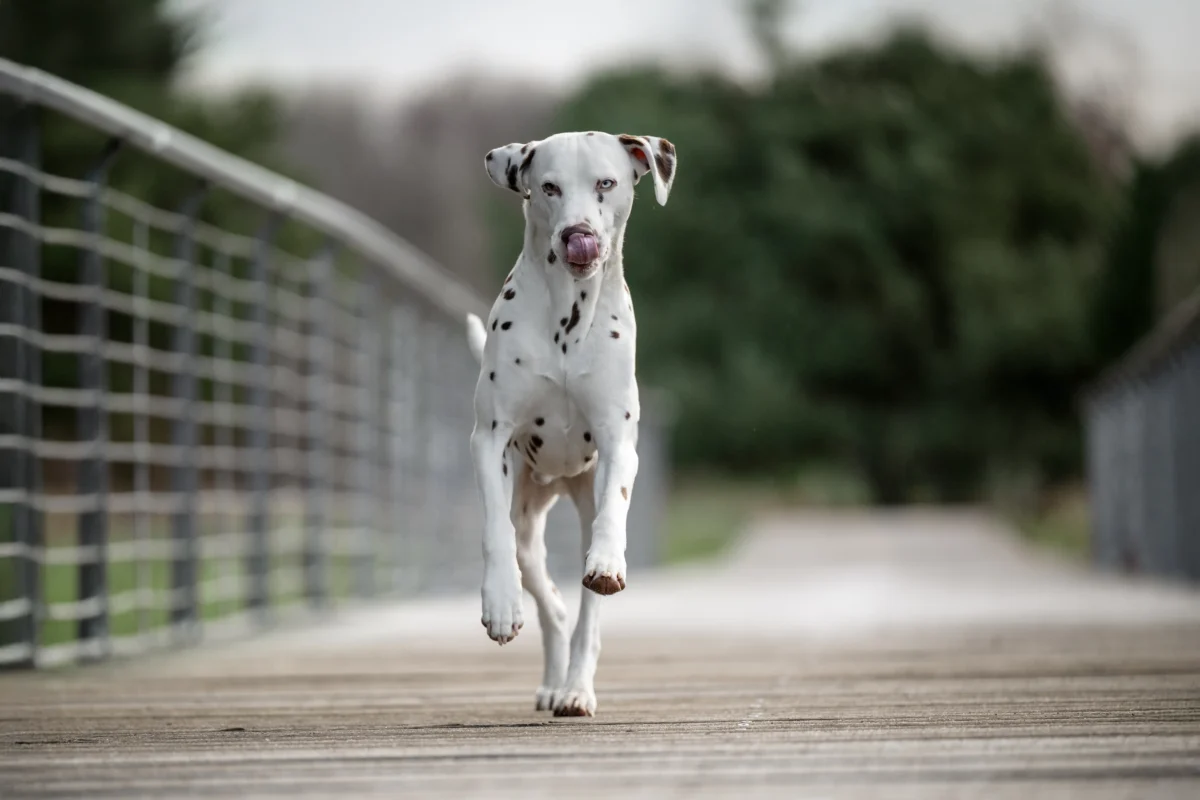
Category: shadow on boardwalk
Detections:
[{"x1": 3, "y1": 510, "x2": 1200, "y2": 799}]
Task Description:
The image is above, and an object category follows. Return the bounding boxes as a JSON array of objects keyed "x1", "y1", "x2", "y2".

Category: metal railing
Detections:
[
  {"x1": 0, "y1": 60, "x2": 669, "y2": 669},
  {"x1": 1083, "y1": 289, "x2": 1200, "y2": 581}
]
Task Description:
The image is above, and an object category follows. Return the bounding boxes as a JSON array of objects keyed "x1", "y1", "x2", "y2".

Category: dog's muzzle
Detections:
[{"x1": 560, "y1": 224, "x2": 600, "y2": 266}]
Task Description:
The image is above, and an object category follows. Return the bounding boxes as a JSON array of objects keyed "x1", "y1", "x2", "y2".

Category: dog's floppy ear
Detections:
[
  {"x1": 485, "y1": 140, "x2": 540, "y2": 197},
  {"x1": 618, "y1": 134, "x2": 677, "y2": 206}
]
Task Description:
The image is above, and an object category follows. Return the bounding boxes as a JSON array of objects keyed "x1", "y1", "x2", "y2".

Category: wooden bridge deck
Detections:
[{"x1": 3, "y1": 510, "x2": 1200, "y2": 799}]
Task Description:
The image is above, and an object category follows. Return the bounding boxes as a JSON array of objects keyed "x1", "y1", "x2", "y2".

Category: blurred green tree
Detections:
[
  {"x1": 518, "y1": 23, "x2": 1118, "y2": 503},
  {"x1": 0, "y1": 0, "x2": 311, "y2": 653},
  {"x1": 1, "y1": 0, "x2": 310, "y2": 405},
  {"x1": 1091, "y1": 135, "x2": 1200, "y2": 367}
]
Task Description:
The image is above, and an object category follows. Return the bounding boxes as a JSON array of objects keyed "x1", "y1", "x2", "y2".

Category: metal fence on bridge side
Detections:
[
  {"x1": 1084, "y1": 290, "x2": 1200, "y2": 582},
  {"x1": 0, "y1": 59, "x2": 668, "y2": 669}
]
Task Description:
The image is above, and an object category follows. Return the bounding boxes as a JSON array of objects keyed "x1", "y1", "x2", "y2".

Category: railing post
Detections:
[
  {"x1": 246, "y1": 215, "x2": 279, "y2": 621},
  {"x1": 376, "y1": 297, "x2": 394, "y2": 594},
  {"x1": 1161, "y1": 361, "x2": 1181, "y2": 578},
  {"x1": 353, "y1": 272, "x2": 378, "y2": 598},
  {"x1": 208, "y1": 248, "x2": 236, "y2": 616},
  {"x1": 1183, "y1": 343, "x2": 1200, "y2": 578},
  {"x1": 131, "y1": 220, "x2": 152, "y2": 637},
  {"x1": 303, "y1": 242, "x2": 334, "y2": 609},
  {"x1": 426, "y1": 319, "x2": 452, "y2": 589},
  {"x1": 389, "y1": 305, "x2": 416, "y2": 593},
  {"x1": 76, "y1": 138, "x2": 121, "y2": 660},
  {"x1": 4, "y1": 103, "x2": 42, "y2": 668},
  {"x1": 168, "y1": 185, "x2": 207, "y2": 642}
]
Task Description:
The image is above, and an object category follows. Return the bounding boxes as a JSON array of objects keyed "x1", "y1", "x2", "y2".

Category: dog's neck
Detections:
[{"x1": 518, "y1": 215, "x2": 627, "y2": 341}]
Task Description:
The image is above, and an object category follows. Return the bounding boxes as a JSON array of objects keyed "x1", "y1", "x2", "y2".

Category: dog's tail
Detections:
[{"x1": 465, "y1": 312, "x2": 487, "y2": 364}]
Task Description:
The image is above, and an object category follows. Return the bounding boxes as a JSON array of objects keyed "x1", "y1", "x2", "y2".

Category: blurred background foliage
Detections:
[
  {"x1": 543, "y1": 27, "x2": 1120, "y2": 506},
  {"x1": 4, "y1": 0, "x2": 1200, "y2": 517},
  {"x1": 1, "y1": 0, "x2": 321, "y2": 417}
]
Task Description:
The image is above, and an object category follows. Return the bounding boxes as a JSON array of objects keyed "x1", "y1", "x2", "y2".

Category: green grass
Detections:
[
  {"x1": 0, "y1": 504, "x2": 369, "y2": 650},
  {"x1": 1012, "y1": 487, "x2": 1092, "y2": 560},
  {"x1": 35, "y1": 545, "x2": 363, "y2": 647},
  {"x1": 661, "y1": 466, "x2": 871, "y2": 565},
  {"x1": 661, "y1": 483, "x2": 757, "y2": 564}
]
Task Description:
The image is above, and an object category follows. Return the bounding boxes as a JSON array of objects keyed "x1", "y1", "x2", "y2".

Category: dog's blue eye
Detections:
[{"x1": 598, "y1": 179, "x2": 616, "y2": 191}]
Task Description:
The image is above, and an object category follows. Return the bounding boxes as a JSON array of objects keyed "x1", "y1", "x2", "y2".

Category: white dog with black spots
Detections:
[{"x1": 464, "y1": 130, "x2": 677, "y2": 717}]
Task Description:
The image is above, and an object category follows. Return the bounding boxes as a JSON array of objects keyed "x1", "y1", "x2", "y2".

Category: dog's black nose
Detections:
[{"x1": 560, "y1": 224, "x2": 595, "y2": 245}]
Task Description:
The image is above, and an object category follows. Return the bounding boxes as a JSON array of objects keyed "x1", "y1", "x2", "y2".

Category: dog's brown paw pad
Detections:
[
  {"x1": 582, "y1": 573, "x2": 625, "y2": 595},
  {"x1": 552, "y1": 687, "x2": 597, "y2": 717}
]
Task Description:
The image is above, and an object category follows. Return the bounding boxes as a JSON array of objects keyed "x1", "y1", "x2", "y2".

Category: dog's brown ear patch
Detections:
[
  {"x1": 619, "y1": 133, "x2": 676, "y2": 205},
  {"x1": 619, "y1": 134, "x2": 650, "y2": 171}
]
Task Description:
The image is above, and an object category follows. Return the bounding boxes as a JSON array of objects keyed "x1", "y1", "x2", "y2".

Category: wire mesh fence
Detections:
[
  {"x1": 0, "y1": 60, "x2": 668, "y2": 669},
  {"x1": 1084, "y1": 290, "x2": 1200, "y2": 582}
]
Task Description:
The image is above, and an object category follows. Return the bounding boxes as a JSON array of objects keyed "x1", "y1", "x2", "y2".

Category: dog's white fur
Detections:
[{"x1": 465, "y1": 130, "x2": 677, "y2": 717}]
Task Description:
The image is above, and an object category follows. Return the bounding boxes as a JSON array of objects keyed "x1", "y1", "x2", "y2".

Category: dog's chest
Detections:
[{"x1": 487, "y1": 292, "x2": 631, "y2": 479}]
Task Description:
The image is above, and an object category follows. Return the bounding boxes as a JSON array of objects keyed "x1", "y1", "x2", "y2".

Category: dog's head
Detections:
[{"x1": 485, "y1": 131, "x2": 676, "y2": 279}]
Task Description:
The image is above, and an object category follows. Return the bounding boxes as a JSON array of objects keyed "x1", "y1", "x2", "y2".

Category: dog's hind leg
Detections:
[
  {"x1": 553, "y1": 467, "x2": 603, "y2": 717},
  {"x1": 511, "y1": 464, "x2": 570, "y2": 710}
]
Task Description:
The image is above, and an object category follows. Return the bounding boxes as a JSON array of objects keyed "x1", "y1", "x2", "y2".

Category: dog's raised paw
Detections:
[
  {"x1": 582, "y1": 572, "x2": 625, "y2": 595},
  {"x1": 481, "y1": 576, "x2": 525, "y2": 644},
  {"x1": 553, "y1": 687, "x2": 596, "y2": 717},
  {"x1": 582, "y1": 550, "x2": 627, "y2": 595}
]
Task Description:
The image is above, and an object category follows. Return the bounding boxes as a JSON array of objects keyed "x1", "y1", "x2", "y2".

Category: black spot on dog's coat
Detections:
[
  {"x1": 502, "y1": 462, "x2": 508, "y2": 476},
  {"x1": 515, "y1": 358, "x2": 521, "y2": 365},
  {"x1": 491, "y1": 420, "x2": 496, "y2": 430},
  {"x1": 504, "y1": 288, "x2": 516, "y2": 300},
  {"x1": 581, "y1": 291, "x2": 587, "y2": 300},
  {"x1": 625, "y1": 411, "x2": 631, "y2": 420},
  {"x1": 611, "y1": 315, "x2": 618, "y2": 321},
  {"x1": 491, "y1": 319, "x2": 497, "y2": 331},
  {"x1": 583, "y1": 431, "x2": 592, "y2": 442},
  {"x1": 501, "y1": 321, "x2": 512, "y2": 330},
  {"x1": 506, "y1": 160, "x2": 519, "y2": 192},
  {"x1": 611, "y1": 330, "x2": 620, "y2": 338},
  {"x1": 554, "y1": 332, "x2": 560, "y2": 343},
  {"x1": 560, "y1": 317, "x2": 567, "y2": 327},
  {"x1": 535, "y1": 417, "x2": 544, "y2": 426},
  {"x1": 562, "y1": 343, "x2": 567, "y2": 354},
  {"x1": 548, "y1": 250, "x2": 557, "y2": 264},
  {"x1": 564, "y1": 302, "x2": 581, "y2": 334},
  {"x1": 531, "y1": 435, "x2": 543, "y2": 449},
  {"x1": 519, "y1": 147, "x2": 536, "y2": 177},
  {"x1": 486, "y1": 152, "x2": 494, "y2": 161},
  {"x1": 489, "y1": 371, "x2": 495, "y2": 381}
]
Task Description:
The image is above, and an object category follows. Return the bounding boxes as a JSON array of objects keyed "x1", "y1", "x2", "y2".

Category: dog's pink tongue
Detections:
[{"x1": 566, "y1": 232, "x2": 599, "y2": 264}]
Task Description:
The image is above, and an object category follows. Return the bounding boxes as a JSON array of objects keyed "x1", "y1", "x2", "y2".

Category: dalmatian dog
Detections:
[{"x1": 464, "y1": 130, "x2": 677, "y2": 717}]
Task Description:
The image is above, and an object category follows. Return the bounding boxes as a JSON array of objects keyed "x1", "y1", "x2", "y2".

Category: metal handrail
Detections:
[
  {"x1": 0, "y1": 57, "x2": 487, "y2": 320},
  {"x1": 1083, "y1": 288, "x2": 1200, "y2": 398},
  {"x1": 0, "y1": 59, "x2": 673, "y2": 669}
]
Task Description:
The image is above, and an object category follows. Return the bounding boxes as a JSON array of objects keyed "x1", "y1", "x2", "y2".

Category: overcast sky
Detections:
[{"x1": 175, "y1": 0, "x2": 1200, "y2": 149}]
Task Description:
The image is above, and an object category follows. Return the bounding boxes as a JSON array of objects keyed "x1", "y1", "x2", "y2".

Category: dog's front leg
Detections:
[
  {"x1": 470, "y1": 421, "x2": 523, "y2": 644},
  {"x1": 582, "y1": 421, "x2": 637, "y2": 595}
]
